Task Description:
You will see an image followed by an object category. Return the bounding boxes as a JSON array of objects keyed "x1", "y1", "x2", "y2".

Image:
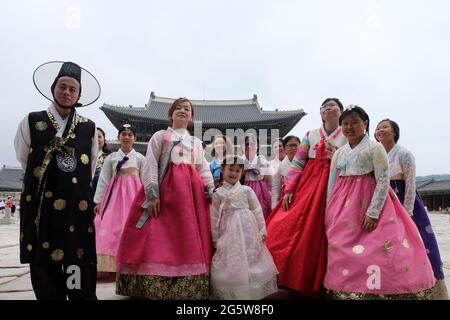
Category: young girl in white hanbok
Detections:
[{"x1": 210, "y1": 156, "x2": 278, "y2": 300}]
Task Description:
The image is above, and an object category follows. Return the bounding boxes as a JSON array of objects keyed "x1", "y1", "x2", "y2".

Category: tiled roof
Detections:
[
  {"x1": 0, "y1": 166, "x2": 24, "y2": 191},
  {"x1": 101, "y1": 94, "x2": 306, "y2": 126},
  {"x1": 417, "y1": 179, "x2": 450, "y2": 194},
  {"x1": 416, "y1": 179, "x2": 434, "y2": 189}
]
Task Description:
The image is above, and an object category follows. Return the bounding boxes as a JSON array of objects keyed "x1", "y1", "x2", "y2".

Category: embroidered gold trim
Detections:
[
  {"x1": 35, "y1": 110, "x2": 81, "y2": 236},
  {"x1": 80, "y1": 154, "x2": 89, "y2": 165},
  {"x1": 53, "y1": 199, "x2": 67, "y2": 211},
  {"x1": 51, "y1": 249, "x2": 64, "y2": 261},
  {"x1": 78, "y1": 200, "x2": 88, "y2": 211},
  {"x1": 35, "y1": 121, "x2": 48, "y2": 131},
  {"x1": 33, "y1": 166, "x2": 42, "y2": 178}
]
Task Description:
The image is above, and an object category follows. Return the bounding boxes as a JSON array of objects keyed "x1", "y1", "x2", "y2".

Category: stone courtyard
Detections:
[{"x1": 1, "y1": 212, "x2": 449, "y2": 300}]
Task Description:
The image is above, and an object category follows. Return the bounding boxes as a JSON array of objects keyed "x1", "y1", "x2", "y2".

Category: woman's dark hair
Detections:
[
  {"x1": 282, "y1": 135, "x2": 301, "y2": 147},
  {"x1": 97, "y1": 127, "x2": 110, "y2": 153},
  {"x1": 375, "y1": 119, "x2": 400, "y2": 143},
  {"x1": 118, "y1": 124, "x2": 137, "y2": 137},
  {"x1": 221, "y1": 155, "x2": 245, "y2": 168},
  {"x1": 321, "y1": 98, "x2": 344, "y2": 111},
  {"x1": 339, "y1": 105, "x2": 370, "y2": 136}
]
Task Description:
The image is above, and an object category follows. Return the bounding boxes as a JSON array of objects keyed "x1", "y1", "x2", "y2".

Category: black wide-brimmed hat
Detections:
[{"x1": 33, "y1": 61, "x2": 101, "y2": 107}]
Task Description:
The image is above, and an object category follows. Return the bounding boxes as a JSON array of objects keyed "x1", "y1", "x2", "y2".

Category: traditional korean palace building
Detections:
[
  {"x1": 417, "y1": 177, "x2": 450, "y2": 211},
  {"x1": 101, "y1": 92, "x2": 306, "y2": 150}
]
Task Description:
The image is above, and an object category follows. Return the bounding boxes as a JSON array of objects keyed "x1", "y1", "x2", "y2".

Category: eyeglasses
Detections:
[
  {"x1": 321, "y1": 103, "x2": 337, "y2": 109},
  {"x1": 285, "y1": 144, "x2": 299, "y2": 149}
]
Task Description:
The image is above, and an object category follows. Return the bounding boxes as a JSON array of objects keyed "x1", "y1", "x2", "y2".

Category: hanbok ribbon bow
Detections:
[{"x1": 245, "y1": 167, "x2": 261, "y2": 176}]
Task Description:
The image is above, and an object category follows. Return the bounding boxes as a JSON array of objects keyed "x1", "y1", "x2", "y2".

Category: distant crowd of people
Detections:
[{"x1": 0, "y1": 197, "x2": 16, "y2": 217}]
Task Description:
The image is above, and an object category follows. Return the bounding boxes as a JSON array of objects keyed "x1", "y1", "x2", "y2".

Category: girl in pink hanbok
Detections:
[
  {"x1": 324, "y1": 105, "x2": 436, "y2": 299},
  {"x1": 115, "y1": 98, "x2": 214, "y2": 299},
  {"x1": 210, "y1": 156, "x2": 278, "y2": 300},
  {"x1": 93, "y1": 124, "x2": 145, "y2": 276}
]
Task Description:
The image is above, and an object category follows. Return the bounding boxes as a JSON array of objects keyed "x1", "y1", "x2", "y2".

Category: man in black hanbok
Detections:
[{"x1": 14, "y1": 61, "x2": 101, "y2": 300}]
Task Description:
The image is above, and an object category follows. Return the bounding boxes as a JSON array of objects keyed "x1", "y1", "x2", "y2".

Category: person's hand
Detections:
[
  {"x1": 282, "y1": 193, "x2": 293, "y2": 211},
  {"x1": 361, "y1": 215, "x2": 378, "y2": 232},
  {"x1": 205, "y1": 190, "x2": 213, "y2": 204},
  {"x1": 94, "y1": 204, "x2": 100, "y2": 215},
  {"x1": 148, "y1": 198, "x2": 160, "y2": 218},
  {"x1": 325, "y1": 141, "x2": 338, "y2": 158}
]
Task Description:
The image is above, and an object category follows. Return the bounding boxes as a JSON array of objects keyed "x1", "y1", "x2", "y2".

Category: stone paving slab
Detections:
[
  {"x1": 0, "y1": 277, "x2": 17, "y2": 286},
  {"x1": 0, "y1": 267, "x2": 29, "y2": 278},
  {"x1": 0, "y1": 273, "x2": 33, "y2": 292},
  {"x1": 0, "y1": 291, "x2": 35, "y2": 300}
]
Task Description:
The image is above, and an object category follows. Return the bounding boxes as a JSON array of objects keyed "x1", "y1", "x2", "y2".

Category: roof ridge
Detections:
[{"x1": 152, "y1": 96, "x2": 258, "y2": 106}]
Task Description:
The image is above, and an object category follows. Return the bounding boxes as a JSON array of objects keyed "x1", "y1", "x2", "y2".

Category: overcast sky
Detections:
[{"x1": 1, "y1": 0, "x2": 449, "y2": 176}]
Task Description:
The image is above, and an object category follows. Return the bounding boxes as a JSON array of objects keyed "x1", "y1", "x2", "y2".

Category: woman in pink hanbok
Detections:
[
  {"x1": 93, "y1": 124, "x2": 145, "y2": 276},
  {"x1": 271, "y1": 135, "x2": 300, "y2": 209},
  {"x1": 115, "y1": 98, "x2": 214, "y2": 299},
  {"x1": 242, "y1": 134, "x2": 272, "y2": 219},
  {"x1": 324, "y1": 105, "x2": 436, "y2": 299},
  {"x1": 210, "y1": 156, "x2": 278, "y2": 300}
]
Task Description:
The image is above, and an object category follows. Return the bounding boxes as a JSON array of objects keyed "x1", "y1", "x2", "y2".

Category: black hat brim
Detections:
[{"x1": 33, "y1": 61, "x2": 101, "y2": 107}]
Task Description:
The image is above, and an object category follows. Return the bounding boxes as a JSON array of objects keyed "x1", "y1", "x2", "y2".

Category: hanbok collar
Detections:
[
  {"x1": 346, "y1": 134, "x2": 369, "y2": 152},
  {"x1": 387, "y1": 143, "x2": 401, "y2": 162},
  {"x1": 118, "y1": 148, "x2": 135, "y2": 158},
  {"x1": 168, "y1": 127, "x2": 192, "y2": 150},
  {"x1": 271, "y1": 157, "x2": 281, "y2": 167},
  {"x1": 48, "y1": 103, "x2": 71, "y2": 136},
  {"x1": 219, "y1": 181, "x2": 242, "y2": 198},
  {"x1": 281, "y1": 155, "x2": 291, "y2": 165},
  {"x1": 245, "y1": 154, "x2": 260, "y2": 170},
  {"x1": 319, "y1": 124, "x2": 342, "y2": 140},
  {"x1": 222, "y1": 180, "x2": 241, "y2": 190},
  {"x1": 244, "y1": 155, "x2": 261, "y2": 176},
  {"x1": 168, "y1": 127, "x2": 188, "y2": 140},
  {"x1": 338, "y1": 135, "x2": 370, "y2": 171}
]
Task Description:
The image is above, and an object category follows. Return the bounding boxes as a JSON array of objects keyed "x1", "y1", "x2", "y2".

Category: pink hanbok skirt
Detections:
[
  {"x1": 324, "y1": 174, "x2": 436, "y2": 297},
  {"x1": 116, "y1": 163, "x2": 212, "y2": 277},
  {"x1": 245, "y1": 180, "x2": 271, "y2": 219},
  {"x1": 94, "y1": 175, "x2": 142, "y2": 272}
]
